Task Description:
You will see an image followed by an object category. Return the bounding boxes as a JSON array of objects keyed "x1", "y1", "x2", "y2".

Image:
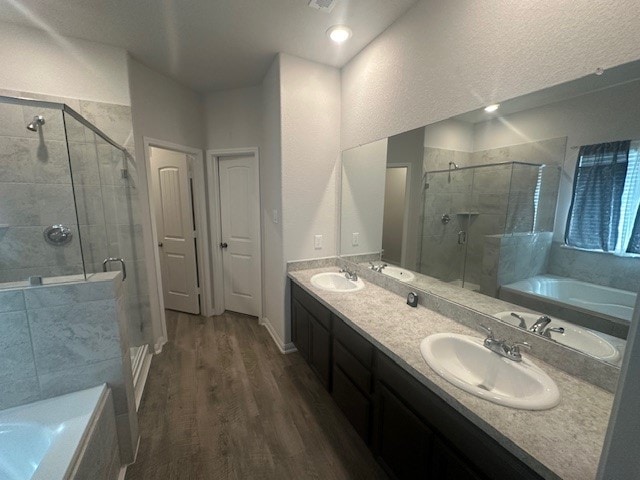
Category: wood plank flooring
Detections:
[{"x1": 125, "y1": 310, "x2": 387, "y2": 480}]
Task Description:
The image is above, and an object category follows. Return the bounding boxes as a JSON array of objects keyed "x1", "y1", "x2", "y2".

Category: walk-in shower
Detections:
[
  {"x1": 0, "y1": 94, "x2": 147, "y2": 376},
  {"x1": 418, "y1": 161, "x2": 561, "y2": 292}
]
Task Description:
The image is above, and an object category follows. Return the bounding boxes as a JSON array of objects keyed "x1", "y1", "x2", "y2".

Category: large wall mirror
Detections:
[{"x1": 340, "y1": 61, "x2": 640, "y2": 368}]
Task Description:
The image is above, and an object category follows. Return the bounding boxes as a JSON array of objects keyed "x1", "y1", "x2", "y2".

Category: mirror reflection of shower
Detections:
[{"x1": 27, "y1": 115, "x2": 45, "y2": 132}]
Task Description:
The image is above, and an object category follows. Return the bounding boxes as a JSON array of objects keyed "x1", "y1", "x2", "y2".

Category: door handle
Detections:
[
  {"x1": 220, "y1": 242, "x2": 228, "y2": 249},
  {"x1": 103, "y1": 257, "x2": 127, "y2": 281},
  {"x1": 158, "y1": 242, "x2": 163, "y2": 247}
]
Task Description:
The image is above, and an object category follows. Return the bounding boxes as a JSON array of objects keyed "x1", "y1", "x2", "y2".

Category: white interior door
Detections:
[
  {"x1": 218, "y1": 155, "x2": 260, "y2": 316},
  {"x1": 150, "y1": 148, "x2": 200, "y2": 314}
]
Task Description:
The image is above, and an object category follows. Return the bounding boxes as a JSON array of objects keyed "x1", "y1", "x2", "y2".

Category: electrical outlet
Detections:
[
  {"x1": 272, "y1": 209, "x2": 279, "y2": 224},
  {"x1": 352, "y1": 232, "x2": 359, "y2": 246},
  {"x1": 314, "y1": 234, "x2": 323, "y2": 249}
]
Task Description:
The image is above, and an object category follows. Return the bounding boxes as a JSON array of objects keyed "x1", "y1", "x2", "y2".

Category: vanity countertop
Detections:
[{"x1": 288, "y1": 267, "x2": 614, "y2": 480}]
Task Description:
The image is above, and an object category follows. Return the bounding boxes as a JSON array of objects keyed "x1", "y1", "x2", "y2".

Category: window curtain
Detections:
[
  {"x1": 622, "y1": 144, "x2": 640, "y2": 254},
  {"x1": 565, "y1": 141, "x2": 630, "y2": 251}
]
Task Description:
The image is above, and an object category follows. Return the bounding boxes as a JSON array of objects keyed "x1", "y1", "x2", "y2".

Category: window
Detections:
[{"x1": 565, "y1": 140, "x2": 640, "y2": 255}]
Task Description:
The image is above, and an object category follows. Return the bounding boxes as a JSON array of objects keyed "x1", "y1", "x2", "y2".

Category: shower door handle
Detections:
[
  {"x1": 457, "y1": 231, "x2": 467, "y2": 245},
  {"x1": 103, "y1": 257, "x2": 127, "y2": 281}
]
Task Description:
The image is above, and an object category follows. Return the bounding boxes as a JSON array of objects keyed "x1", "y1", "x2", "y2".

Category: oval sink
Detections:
[
  {"x1": 420, "y1": 333, "x2": 560, "y2": 410},
  {"x1": 494, "y1": 311, "x2": 620, "y2": 362},
  {"x1": 310, "y1": 272, "x2": 365, "y2": 293},
  {"x1": 380, "y1": 266, "x2": 415, "y2": 282}
]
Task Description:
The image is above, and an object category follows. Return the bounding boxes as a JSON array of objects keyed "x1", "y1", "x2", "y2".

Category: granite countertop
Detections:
[{"x1": 288, "y1": 267, "x2": 614, "y2": 480}]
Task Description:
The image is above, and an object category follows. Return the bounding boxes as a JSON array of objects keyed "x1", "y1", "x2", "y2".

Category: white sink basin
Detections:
[
  {"x1": 380, "y1": 265, "x2": 415, "y2": 282},
  {"x1": 494, "y1": 311, "x2": 620, "y2": 362},
  {"x1": 310, "y1": 272, "x2": 365, "y2": 293},
  {"x1": 420, "y1": 333, "x2": 560, "y2": 410}
]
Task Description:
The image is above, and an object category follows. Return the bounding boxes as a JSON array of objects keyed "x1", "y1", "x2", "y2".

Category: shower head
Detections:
[{"x1": 27, "y1": 115, "x2": 45, "y2": 132}]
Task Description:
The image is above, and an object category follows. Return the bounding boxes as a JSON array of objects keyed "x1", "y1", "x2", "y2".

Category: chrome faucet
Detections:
[
  {"x1": 529, "y1": 315, "x2": 552, "y2": 334},
  {"x1": 542, "y1": 326, "x2": 565, "y2": 339},
  {"x1": 369, "y1": 261, "x2": 388, "y2": 273},
  {"x1": 479, "y1": 325, "x2": 531, "y2": 362},
  {"x1": 339, "y1": 268, "x2": 358, "y2": 281},
  {"x1": 510, "y1": 312, "x2": 527, "y2": 329}
]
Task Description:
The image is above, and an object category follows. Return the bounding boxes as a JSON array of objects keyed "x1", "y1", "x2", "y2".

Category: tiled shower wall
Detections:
[
  {"x1": 420, "y1": 138, "x2": 564, "y2": 287},
  {"x1": 0, "y1": 91, "x2": 151, "y2": 347},
  {"x1": 480, "y1": 232, "x2": 553, "y2": 297}
]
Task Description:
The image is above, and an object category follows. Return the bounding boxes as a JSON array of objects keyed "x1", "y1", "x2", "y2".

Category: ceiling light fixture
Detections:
[
  {"x1": 484, "y1": 104, "x2": 500, "y2": 113},
  {"x1": 327, "y1": 25, "x2": 352, "y2": 44}
]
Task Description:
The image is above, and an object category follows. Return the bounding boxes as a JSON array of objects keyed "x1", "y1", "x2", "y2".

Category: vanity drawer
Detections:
[
  {"x1": 333, "y1": 317, "x2": 374, "y2": 368},
  {"x1": 333, "y1": 339, "x2": 373, "y2": 394},
  {"x1": 291, "y1": 282, "x2": 331, "y2": 330}
]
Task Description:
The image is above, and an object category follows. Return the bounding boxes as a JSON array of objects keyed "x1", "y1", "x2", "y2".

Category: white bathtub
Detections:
[
  {"x1": 501, "y1": 275, "x2": 636, "y2": 322},
  {"x1": 0, "y1": 385, "x2": 107, "y2": 480}
]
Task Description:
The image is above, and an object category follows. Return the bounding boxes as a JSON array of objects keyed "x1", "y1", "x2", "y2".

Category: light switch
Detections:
[
  {"x1": 314, "y1": 234, "x2": 323, "y2": 249},
  {"x1": 272, "y1": 209, "x2": 279, "y2": 224},
  {"x1": 352, "y1": 232, "x2": 359, "y2": 246}
]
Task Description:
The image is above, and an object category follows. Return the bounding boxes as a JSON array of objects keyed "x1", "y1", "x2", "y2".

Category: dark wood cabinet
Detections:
[
  {"x1": 332, "y1": 317, "x2": 375, "y2": 444},
  {"x1": 289, "y1": 279, "x2": 543, "y2": 480},
  {"x1": 291, "y1": 283, "x2": 332, "y2": 389}
]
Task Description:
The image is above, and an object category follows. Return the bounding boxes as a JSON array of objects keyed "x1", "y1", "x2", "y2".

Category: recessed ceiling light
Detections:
[
  {"x1": 484, "y1": 104, "x2": 500, "y2": 113},
  {"x1": 327, "y1": 25, "x2": 352, "y2": 44}
]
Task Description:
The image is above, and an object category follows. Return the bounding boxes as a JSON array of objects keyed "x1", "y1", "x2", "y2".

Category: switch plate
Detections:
[
  {"x1": 272, "y1": 209, "x2": 279, "y2": 224},
  {"x1": 352, "y1": 232, "x2": 359, "y2": 246},
  {"x1": 314, "y1": 234, "x2": 323, "y2": 249}
]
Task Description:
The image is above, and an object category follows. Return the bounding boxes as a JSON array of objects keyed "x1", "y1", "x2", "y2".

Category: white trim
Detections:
[
  {"x1": 143, "y1": 137, "x2": 213, "y2": 333},
  {"x1": 261, "y1": 316, "x2": 297, "y2": 354},
  {"x1": 118, "y1": 466, "x2": 127, "y2": 480},
  {"x1": 131, "y1": 345, "x2": 152, "y2": 411},
  {"x1": 206, "y1": 148, "x2": 263, "y2": 318}
]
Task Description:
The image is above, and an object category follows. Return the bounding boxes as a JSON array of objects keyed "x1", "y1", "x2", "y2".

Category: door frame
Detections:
[
  {"x1": 384, "y1": 163, "x2": 411, "y2": 266},
  {"x1": 207, "y1": 148, "x2": 263, "y2": 319},
  {"x1": 144, "y1": 137, "x2": 214, "y2": 333}
]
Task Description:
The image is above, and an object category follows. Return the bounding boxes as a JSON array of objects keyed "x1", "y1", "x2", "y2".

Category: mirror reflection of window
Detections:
[{"x1": 565, "y1": 140, "x2": 640, "y2": 255}]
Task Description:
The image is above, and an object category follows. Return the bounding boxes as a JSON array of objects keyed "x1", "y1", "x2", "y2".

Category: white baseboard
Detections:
[
  {"x1": 118, "y1": 466, "x2": 127, "y2": 480},
  {"x1": 133, "y1": 346, "x2": 153, "y2": 411},
  {"x1": 261, "y1": 316, "x2": 297, "y2": 354}
]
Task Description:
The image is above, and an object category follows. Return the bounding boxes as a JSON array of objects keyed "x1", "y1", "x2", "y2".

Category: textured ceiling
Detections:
[{"x1": 0, "y1": 0, "x2": 418, "y2": 92}]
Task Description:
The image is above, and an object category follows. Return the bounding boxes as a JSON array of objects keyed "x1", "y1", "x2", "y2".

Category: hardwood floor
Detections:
[{"x1": 125, "y1": 310, "x2": 387, "y2": 480}]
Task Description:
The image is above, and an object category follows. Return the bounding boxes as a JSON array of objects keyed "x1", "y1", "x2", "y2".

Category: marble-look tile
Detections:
[
  {"x1": 122, "y1": 260, "x2": 148, "y2": 299},
  {"x1": 0, "y1": 137, "x2": 72, "y2": 184},
  {"x1": 79, "y1": 224, "x2": 109, "y2": 267},
  {"x1": 0, "y1": 225, "x2": 83, "y2": 269},
  {"x1": 107, "y1": 224, "x2": 145, "y2": 261},
  {"x1": 0, "y1": 289, "x2": 25, "y2": 312},
  {"x1": 28, "y1": 299, "x2": 121, "y2": 374},
  {"x1": 0, "y1": 311, "x2": 36, "y2": 382},
  {"x1": 68, "y1": 141, "x2": 101, "y2": 186},
  {"x1": 0, "y1": 103, "x2": 27, "y2": 138},
  {"x1": 0, "y1": 376, "x2": 40, "y2": 410},
  {"x1": 23, "y1": 278, "x2": 116, "y2": 309},
  {"x1": 38, "y1": 357, "x2": 126, "y2": 411},
  {"x1": 0, "y1": 183, "x2": 77, "y2": 227},
  {"x1": 79, "y1": 101, "x2": 134, "y2": 148},
  {"x1": 74, "y1": 184, "x2": 107, "y2": 226}
]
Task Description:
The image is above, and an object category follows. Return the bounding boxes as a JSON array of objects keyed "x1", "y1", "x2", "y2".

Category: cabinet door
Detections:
[
  {"x1": 292, "y1": 299, "x2": 310, "y2": 361},
  {"x1": 431, "y1": 437, "x2": 484, "y2": 480},
  {"x1": 333, "y1": 365, "x2": 371, "y2": 443},
  {"x1": 309, "y1": 316, "x2": 331, "y2": 389},
  {"x1": 374, "y1": 382, "x2": 432, "y2": 480}
]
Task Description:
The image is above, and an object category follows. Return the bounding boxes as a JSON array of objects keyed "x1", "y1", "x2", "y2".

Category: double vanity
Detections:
[{"x1": 288, "y1": 265, "x2": 614, "y2": 480}]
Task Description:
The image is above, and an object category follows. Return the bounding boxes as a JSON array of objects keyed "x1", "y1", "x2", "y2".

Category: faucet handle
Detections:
[
  {"x1": 543, "y1": 327, "x2": 565, "y2": 339},
  {"x1": 510, "y1": 341, "x2": 531, "y2": 356},
  {"x1": 479, "y1": 325, "x2": 494, "y2": 339},
  {"x1": 510, "y1": 312, "x2": 527, "y2": 329}
]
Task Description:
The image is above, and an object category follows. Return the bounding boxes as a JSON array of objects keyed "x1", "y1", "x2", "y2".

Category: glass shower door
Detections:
[{"x1": 419, "y1": 169, "x2": 473, "y2": 285}]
